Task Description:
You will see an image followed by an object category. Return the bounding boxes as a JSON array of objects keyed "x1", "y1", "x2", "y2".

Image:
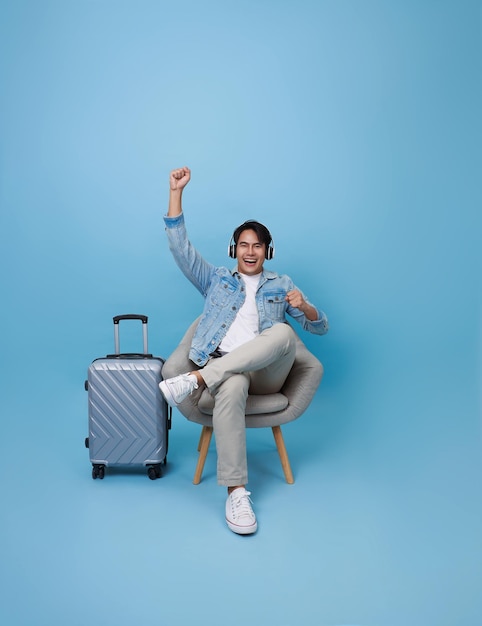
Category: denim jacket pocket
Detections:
[
  {"x1": 263, "y1": 290, "x2": 287, "y2": 321},
  {"x1": 209, "y1": 276, "x2": 238, "y2": 307}
]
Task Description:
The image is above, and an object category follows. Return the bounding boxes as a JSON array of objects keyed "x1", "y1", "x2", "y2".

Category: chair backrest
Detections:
[{"x1": 162, "y1": 318, "x2": 323, "y2": 428}]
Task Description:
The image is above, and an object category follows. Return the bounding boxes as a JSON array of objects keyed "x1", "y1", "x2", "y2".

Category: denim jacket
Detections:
[{"x1": 164, "y1": 213, "x2": 328, "y2": 366}]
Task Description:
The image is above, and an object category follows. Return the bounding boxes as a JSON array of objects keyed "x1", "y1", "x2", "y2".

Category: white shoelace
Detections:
[
  {"x1": 231, "y1": 490, "x2": 255, "y2": 521},
  {"x1": 170, "y1": 374, "x2": 198, "y2": 395}
]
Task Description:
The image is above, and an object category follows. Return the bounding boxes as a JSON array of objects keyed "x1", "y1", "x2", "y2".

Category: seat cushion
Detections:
[{"x1": 197, "y1": 389, "x2": 289, "y2": 416}]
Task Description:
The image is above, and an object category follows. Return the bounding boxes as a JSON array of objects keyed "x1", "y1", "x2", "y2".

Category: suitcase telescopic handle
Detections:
[
  {"x1": 113, "y1": 314, "x2": 149, "y2": 355},
  {"x1": 113, "y1": 314, "x2": 148, "y2": 324}
]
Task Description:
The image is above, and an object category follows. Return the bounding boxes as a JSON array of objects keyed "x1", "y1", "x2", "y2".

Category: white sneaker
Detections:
[
  {"x1": 225, "y1": 488, "x2": 257, "y2": 535},
  {"x1": 159, "y1": 373, "x2": 198, "y2": 407}
]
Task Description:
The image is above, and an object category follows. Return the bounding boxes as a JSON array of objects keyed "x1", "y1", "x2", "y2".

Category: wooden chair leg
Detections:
[
  {"x1": 197, "y1": 429, "x2": 204, "y2": 452},
  {"x1": 193, "y1": 426, "x2": 213, "y2": 485},
  {"x1": 272, "y1": 425, "x2": 294, "y2": 484}
]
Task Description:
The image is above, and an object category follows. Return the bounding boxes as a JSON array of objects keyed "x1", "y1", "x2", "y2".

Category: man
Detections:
[{"x1": 160, "y1": 166, "x2": 328, "y2": 535}]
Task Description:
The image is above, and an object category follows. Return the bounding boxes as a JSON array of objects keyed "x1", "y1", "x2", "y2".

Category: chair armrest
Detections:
[
  {"x1": 161, "y1": 318, "x2": 209, "y2": 424},
  {"x1": 162, "y1": 318, "x2": 199, "y2": 379},
  {"x1": 281, "y1": 337, "x2": 324, "y2": 415}
]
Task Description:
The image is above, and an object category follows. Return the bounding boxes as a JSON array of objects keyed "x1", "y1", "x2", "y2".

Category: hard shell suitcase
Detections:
[{"x1": 85, "y1": 314, "x2": 171, "y2": 480}]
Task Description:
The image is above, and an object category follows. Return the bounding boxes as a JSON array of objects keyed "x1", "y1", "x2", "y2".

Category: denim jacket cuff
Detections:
[{"x1": 164, "y1": 212, "x2": 185, "y2": 228}]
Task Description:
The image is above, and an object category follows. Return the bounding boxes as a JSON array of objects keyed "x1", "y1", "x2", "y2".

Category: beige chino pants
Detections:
[{"x1": 199, "y1": 323, "x2": 297, "y2": 486}]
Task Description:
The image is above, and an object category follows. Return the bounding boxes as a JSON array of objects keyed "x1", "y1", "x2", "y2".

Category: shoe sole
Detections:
[
  {"x1": 159, "y1": 381, "x2": 179, "y2": 407},
  {"x1": 226, "y1": 518, "x2": 258, "y2": 535}
]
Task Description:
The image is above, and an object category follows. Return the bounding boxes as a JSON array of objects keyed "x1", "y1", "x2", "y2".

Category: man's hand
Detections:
[
  {"x1": 168, "y1": 167, "x2": 191, "y2": 216},
  {"x1": 286, "y1": 290, "x2": 318, "y2": 321},
  {"x1": 286, "y1": 290, "x2": 305, "y2": 310},
  {"x1": 170, "y1": 167, "x2": 191, "y2": 191}
]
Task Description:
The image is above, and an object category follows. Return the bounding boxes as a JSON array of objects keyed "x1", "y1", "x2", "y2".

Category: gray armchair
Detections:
[{"x1": 162, "y1": 318, "x2": 323, "y2": 484}]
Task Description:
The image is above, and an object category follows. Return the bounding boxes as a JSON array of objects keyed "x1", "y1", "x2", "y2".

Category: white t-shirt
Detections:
[{"x1": 219, "y1": 272, "x2": 261, "y2": 353}]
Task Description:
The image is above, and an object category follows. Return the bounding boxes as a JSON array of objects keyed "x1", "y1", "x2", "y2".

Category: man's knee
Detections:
[{"x1": 264, "y1": 323, "x2": 296, "y2": 350}]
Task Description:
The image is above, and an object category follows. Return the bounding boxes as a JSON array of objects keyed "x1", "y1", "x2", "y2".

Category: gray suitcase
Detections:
[{"x1": 85, "y1": 314, "x2": 171, "y2": 480}]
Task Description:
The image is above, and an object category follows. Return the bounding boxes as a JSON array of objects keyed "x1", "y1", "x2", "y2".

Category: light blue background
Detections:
[{"x1": 1, "y1": 1, "x2": 480, "y2": 625}]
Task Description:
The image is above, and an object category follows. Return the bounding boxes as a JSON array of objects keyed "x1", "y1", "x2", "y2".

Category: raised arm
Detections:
[
  {"x1": 168, "y1": 167, "x2": 191, "y2": 216},
  {"x1": 164, "y1": 167, "x2": 216, "y2": 297}
]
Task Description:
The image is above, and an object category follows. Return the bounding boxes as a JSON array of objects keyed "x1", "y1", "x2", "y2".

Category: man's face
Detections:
[{"x1": 235, "y1": 229, "x2": 266, "y2": 276}]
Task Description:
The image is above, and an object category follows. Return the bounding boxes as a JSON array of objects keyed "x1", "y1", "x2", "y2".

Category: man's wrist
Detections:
[{"x1": 301, "y1": 303, "x2": 318, "y2": 321}]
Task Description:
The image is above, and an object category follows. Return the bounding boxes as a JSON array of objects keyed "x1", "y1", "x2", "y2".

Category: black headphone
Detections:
[{"x1": 228, "y1": 220, "x2": 275, "y2": 260}]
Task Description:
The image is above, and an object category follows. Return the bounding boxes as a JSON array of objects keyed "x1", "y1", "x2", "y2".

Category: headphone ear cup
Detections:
[
  {"x1": 266, "y1": 246, "x2": 274, "y2": 260},
  {"x1": 228, "y1": 244, "x2": 236, "y2": 258}
]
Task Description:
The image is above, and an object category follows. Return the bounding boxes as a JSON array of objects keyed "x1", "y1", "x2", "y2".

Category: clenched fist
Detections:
[
  {"x1": 285, "y1": 290, "x2": 305, "y2": 309},
  {"x1": 170, "y1": 167, "x2": 191, "y2": 191},
  {"x1": 286, "y1": 290, "x2": 319, "y2": 321}
]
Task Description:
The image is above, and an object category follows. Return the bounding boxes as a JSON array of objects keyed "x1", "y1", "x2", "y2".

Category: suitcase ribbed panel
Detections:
[{"x1": 88, "y1": 359, "x2": 167, "y2": 466}]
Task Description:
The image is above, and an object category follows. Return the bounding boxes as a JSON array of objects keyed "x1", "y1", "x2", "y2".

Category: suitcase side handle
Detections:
[{"x1": 113, "y1": 314, "x2": 149, "y2": 355}]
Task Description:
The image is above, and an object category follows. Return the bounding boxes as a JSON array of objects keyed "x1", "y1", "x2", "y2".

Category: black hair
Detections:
[{"x1": 233, "y1": 220, "x2": 272, "y2": 247}]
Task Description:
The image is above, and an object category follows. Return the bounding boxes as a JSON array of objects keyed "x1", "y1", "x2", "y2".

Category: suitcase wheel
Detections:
[
  {"x1": 147, "y1": 464, "x2": 162, "y2": 480},
  {"x1": 92, "y1": 464, "x2": 105, "y2": 479}
]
